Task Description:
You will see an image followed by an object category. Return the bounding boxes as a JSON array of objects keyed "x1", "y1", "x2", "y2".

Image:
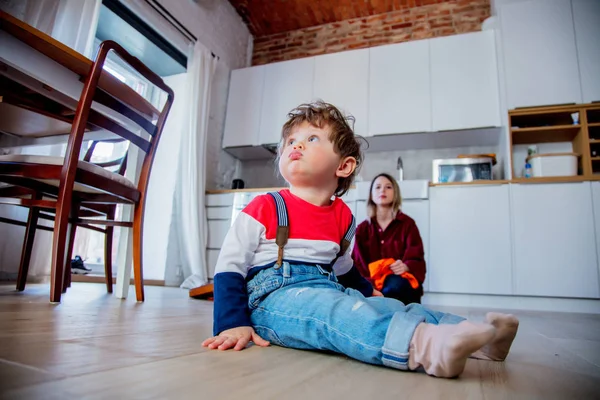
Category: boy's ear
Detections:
[{"x1": 336, "y1": 156, "x2": 357, "y2": 178}]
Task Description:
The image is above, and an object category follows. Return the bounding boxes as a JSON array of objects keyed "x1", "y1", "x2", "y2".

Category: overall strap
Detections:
[
  {"x1": 268, "y1": 192, "x2": 289, "y2": 267},
  {"x1": 330, "y1": 215, "x2": 356, "y2": 269}
]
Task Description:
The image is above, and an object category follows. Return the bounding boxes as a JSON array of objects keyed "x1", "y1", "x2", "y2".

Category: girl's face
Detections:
[{"x1": 371, "y1": 176, "x2": 394, "y2": 207}]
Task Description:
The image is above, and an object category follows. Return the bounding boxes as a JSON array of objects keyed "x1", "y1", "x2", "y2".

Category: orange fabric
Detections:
[{"x1": 368, "y1": 258, "x2": 420, "y2": 291}]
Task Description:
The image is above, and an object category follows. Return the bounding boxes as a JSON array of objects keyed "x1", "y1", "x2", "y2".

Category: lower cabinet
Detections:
[
  {"x1": 511, "y1": 183, "x2": 599, "y2": 298},
  {"x1": 429, "y1": 185, "x2": 512, "y2": 295}
]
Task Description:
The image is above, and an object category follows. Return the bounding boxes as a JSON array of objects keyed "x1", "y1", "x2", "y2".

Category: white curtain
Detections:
[
  {"x1": 23, "y1": 0, "x2": 101, "y2": 57},
  {"x1": 178, "y1": 41, "x2": 217, "y2": 289}
]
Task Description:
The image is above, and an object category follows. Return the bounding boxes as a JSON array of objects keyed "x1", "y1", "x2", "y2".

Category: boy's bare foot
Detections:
[
  {"x1": 472, "y1": 312, "x2": 519, "y2": 361},
  {"x1": 408, "y1": 321, "x2": 495, "y2": 378}
]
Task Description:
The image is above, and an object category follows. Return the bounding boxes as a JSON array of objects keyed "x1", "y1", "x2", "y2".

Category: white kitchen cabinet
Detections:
[
  {"x1": 207, "y1": 249, "x2": 220, "y2": 279},
  {"x1": 499, "y1": 0, "x2": 582, "y2": 109},
  {"x1": 313, "y1": 49, "x2": 369, "y2": 136},
  {"x1": 573, "y1": 0, "x2": 600, "y2": 103},
  {"x1": 430, "y1": 31, "x2": 500, "y2": 131},
  {"x1": 207, "y1": 220, "x2": 231, "y2": 249},
  {"x1": 592, "y1": 182, "x2": 600, "y2": 273},
  {"x1": 369, "y1": 40, "x2": 431, "y2": 135},
  {"x1": 511, "y1": 183, "x2": 599, "y2": 298},
  {"x1": 259, "y1": 58, "x2": 315, "y2": 145},
  {"x1": 355, "y1": 200, "x2": 367, "y2": 226},
  {"x1": 429, "y1": 185, "x2": 512, "y2": 294},
  {"x1": 222, "y1": 66, "x2": 265, "y2": 148}
]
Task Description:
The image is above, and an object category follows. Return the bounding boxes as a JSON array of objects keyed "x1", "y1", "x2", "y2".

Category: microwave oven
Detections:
[{"x1": 432, "y1": 157, "x2": 493, "y2": 183}]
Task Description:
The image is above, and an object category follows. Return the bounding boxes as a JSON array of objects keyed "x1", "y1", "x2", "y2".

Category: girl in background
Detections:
[{"x1": 353, "y1": 173, "x2": 425, "y2": 304}]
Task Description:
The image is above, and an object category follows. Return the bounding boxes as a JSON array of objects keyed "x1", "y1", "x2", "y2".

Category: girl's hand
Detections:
[
  {"x1": 372, "y1": 289, "x2": 383, "y2": 297},
  {"x1": 390, "y1": 260, "x2": 409, "y2": 275},
  {"x1": 202, "y1": 326, "x2": 270, "y2": 351}
]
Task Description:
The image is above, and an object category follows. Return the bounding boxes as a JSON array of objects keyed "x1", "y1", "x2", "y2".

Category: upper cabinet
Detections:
[
  {"x1": 500, "y1": 0, "x2": 582, "y2": 109},
  {"x1": 572, "y1": 0, "x2": 600, "y2": 103},
  {"x1": 222, "y1": 66, "x2": 265, "y2": 148},
  {"x1": 314, "y1": 49, "x2": 369, "y2": 137},
  {"x1": 430, "y1": 31, "x2": 501, "y2": 131},
  {"x1": 259, "y1": 58, "x2": 316, "y2": 145},
  {"x1": 369, "y1": 40, "x2": 431, "y2": 135}
]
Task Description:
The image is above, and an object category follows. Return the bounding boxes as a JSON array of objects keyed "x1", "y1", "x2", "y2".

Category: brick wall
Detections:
[{"x1": 252, "y1": 0, "x2": 490, "y2": 66}]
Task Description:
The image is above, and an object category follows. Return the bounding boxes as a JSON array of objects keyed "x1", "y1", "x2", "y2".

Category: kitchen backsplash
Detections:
[{"x1": 230, "y1": 145, "x2": 501, "y2": 189}]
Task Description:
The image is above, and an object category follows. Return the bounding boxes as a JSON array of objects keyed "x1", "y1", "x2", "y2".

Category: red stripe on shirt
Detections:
[{"x1": 242, "y1": 189, "x2": 352, "y2": 245}]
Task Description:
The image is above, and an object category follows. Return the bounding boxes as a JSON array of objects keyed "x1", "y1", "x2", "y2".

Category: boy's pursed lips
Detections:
[{"x1": 289, "y1": 150, "x2": 302, "y2": 160}]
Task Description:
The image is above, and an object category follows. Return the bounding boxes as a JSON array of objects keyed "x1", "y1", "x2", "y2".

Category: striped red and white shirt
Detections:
[{"x1": 213, "y1": 189, "x2": 372, "y2": 334}]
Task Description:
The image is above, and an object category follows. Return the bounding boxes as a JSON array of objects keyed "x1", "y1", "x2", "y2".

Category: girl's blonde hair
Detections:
[{"x1": 366, "y1": 173, "x2": 402, "y2": 219}]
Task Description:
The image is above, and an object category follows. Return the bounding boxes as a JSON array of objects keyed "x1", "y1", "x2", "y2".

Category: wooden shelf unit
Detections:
[{"x1": 509, "y1": 103, "x2": 600, "y2": 180}]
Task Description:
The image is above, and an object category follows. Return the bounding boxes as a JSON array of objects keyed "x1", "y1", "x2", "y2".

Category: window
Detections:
[{"x1": 73, "y1": 0, "x2": 185, "y2": 274}]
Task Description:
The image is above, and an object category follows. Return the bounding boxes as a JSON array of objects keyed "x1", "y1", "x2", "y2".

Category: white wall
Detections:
[{"x1": 154, "y1": 0, "x2": 252, "y2": 190}]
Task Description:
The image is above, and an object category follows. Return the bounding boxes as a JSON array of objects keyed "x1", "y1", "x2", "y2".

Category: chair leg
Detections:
[
  {"x1": 16, "y1": 197, "x2": 41, "y2": 291},
  {"x1": 104, "y1": 226, "x2": 114, "y2": 294},
  {"x1": 50, "y1": 196, "x2": 76, "y2": 303},
  {"x1": 133, "y1": 202, "x2": 145, "y2": 302},
  {"x1": 62, "y1": 223, "x2": 77, "y2": 294}
]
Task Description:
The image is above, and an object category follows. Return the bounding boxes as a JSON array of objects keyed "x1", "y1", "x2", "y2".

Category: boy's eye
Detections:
[
  {"x1": 308, "y1": 136, "x2": 318, "y2": 142},
  {"x1": 288, "y1": 138, "x2": 296, "y2": 145}
]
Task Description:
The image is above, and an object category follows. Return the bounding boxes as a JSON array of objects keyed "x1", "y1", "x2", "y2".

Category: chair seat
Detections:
[{"x1": 0, "y1": 154, "x2": 136, "y2": 194}]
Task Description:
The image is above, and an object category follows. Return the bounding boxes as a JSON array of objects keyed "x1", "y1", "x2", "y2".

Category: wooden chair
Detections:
[
  {"x1": 0, "y1": 40, "x2": 174, "y2": 302},
  {"x1": 0, "y1": 139, "x2": 128, "y2": 294},
  {"x1": 0, "y1": 139, "x2": 127, "y2": 293}
]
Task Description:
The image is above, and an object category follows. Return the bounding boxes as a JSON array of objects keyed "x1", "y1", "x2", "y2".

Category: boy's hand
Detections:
[
  {"x1": 202, "y1": 326, "x2": 270, "y2": 351},
  {"x1": 372, "y1": 289, "x2": 383, "y2": 297}
]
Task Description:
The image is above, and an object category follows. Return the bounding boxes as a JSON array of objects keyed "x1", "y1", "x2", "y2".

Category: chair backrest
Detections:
[
  {"x1": 61, "y1": 40, "x2": 174, "y2": 202},
  {"x1": 83, "y1": 139, "x2": 128, "y2": 177}
]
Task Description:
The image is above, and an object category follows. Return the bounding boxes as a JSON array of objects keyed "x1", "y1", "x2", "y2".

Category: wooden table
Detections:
[{"x1": 0, "y1": 11, "x2": 153, "y2": 299}]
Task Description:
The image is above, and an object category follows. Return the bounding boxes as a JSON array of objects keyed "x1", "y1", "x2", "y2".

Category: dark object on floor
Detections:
[
  {"x1": 71, "y1": 256, "x2": 92, "y2": 275},
  {"x1": 189, "y1": 283, "x2": 214, "y2": 300}
]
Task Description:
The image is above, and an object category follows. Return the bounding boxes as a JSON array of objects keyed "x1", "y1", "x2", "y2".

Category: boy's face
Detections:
[{"x1": 279, "y1": 121, "x2": 343, "y2": 189}]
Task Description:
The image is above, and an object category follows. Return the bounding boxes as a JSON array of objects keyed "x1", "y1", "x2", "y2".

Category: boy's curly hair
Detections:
[{"x1": 278, "y1": 101, "x2": 363, "y2": 197}]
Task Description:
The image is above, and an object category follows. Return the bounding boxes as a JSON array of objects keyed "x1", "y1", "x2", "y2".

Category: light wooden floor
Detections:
[{"x1": 1, "y1": 283, "x2": 599, "y2": 400}]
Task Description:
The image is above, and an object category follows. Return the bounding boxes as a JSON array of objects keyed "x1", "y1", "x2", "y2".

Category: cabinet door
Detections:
[
  {"x1": 573, "y1": 0, "x2": 600, "y2": 103},
  {"x1": 369, "y1": 40, "x2": 431, "y2": 135},
  {"x1": 207, "y1": 249, "x2": 220, "y2": 279},
  {"x1": 500, "y1": 0, "x2": 582, "y2": 108},
  {"x1": 511, "y1": 183, "x2": 599, "y2": 298},
  {"x1": 259, "y1": 58, "x2": 315, "y2": 145},
  {"x1": 314, "y1": 49, "x2": 369, "y2": 136},
  {"x1": 592, "y1": 182, "x2": 600, "y2": 273},
  {"x1": 429, "y1": 185, "x2": 512, "y2": 294},
  {"x1": 207, "y1": 220, "x2": 231, "y2": 249},
  {"x1": 223, "y1": 66, "x2": 265, "y2": 148},
  {"x1": 430, "y1": 31, "x2": 500, "y2": 131}
]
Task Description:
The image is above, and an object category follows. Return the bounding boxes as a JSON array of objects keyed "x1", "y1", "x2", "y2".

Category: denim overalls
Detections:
[{"x1": 246, "y1": 192, "x2": 465, "y2": 370}]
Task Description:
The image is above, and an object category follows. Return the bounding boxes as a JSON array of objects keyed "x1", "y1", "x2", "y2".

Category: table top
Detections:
[{"x1": 0, "y1": 11, "x2": 159, "y2": 119}]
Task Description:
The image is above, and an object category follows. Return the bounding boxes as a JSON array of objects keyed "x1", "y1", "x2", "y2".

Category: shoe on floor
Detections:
[{"x1": 71, "y1": 255, "x2": 92, "y2": 274}]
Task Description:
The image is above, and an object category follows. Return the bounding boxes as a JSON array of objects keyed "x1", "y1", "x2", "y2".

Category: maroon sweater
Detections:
[{"x1": 352, "y1": 211, "x2": 426, "y2": 293}]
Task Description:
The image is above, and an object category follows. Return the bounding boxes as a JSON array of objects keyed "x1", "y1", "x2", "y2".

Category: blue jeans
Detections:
[
  {"x1": 382, "y1": 274, "x2": 422, "y2": 305},
  {"x1": 247, "y1": 262, "x2": 465, "y2": 370}
]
